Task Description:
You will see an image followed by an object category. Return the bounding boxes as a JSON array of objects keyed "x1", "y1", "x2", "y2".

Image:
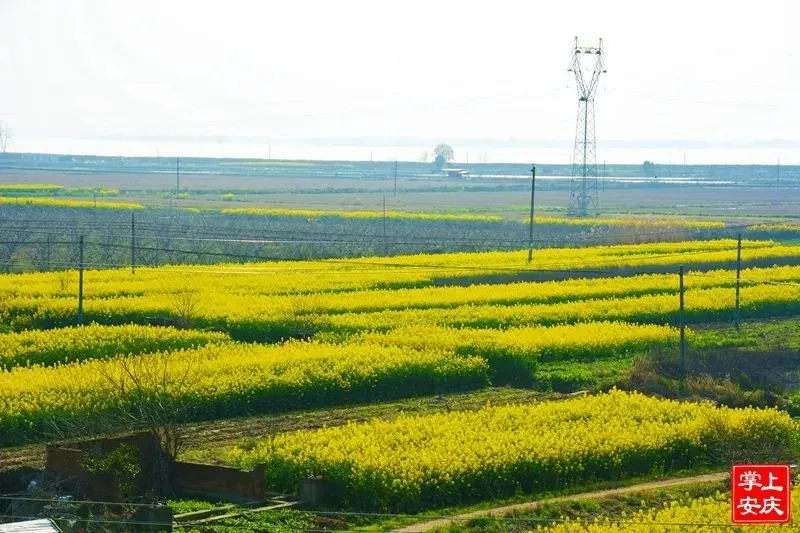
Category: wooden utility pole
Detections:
[
  {"x1": 735, "y1": 233, "x2": 742, "y2": 328},
  {"x1": 176, "y1": 157, "x2": 180, "y2": 194},
  {"x1": 394, "y1": 160, "x2": 398, "y2": 196},
  {"x1": 78, "y1": 235, "x2": 84, "y2": 324},
  {"x1": 527, "y1": 164, "x2": 536, "y2": 262}
]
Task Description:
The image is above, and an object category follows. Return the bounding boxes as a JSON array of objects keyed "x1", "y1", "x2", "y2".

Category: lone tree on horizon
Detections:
[{"x1": 433, "y1": 143, "x2": 454, "y2": 169}]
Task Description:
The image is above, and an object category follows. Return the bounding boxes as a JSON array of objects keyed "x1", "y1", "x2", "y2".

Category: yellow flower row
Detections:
[
  {"x1": 352, "y1": 321, "x2": 677, "y2": 360},
  {"x1": 221, "y1": 207, "x2": 503, "y2": 222},
  {"x1": 0, "y1": 196, "x2": 144, "y2": 210},
  {"x1": 316, "y1": 282, "x2": 800, "y2": 333},
  {"x1": 222, "y1": 207, "x2": 728, "y2": 228},
  {"x1": 0, "y1": 184, "x2": 65, "y2": 192},
  {"x1": 0, "y1": 341, "x2": 488, "y2": 446},
  {"x1": 273, "y1": 265, "x2": 800, "y2": 317},
  {"x1": 350, "y1": 322, "x2": 678, "y2": 386},
  {"x1": 228, "y1": 390, "x2": 796, "y2": 512},
  {"x1": 0, "y1": 239, "x2": 782, "y2": 301},
  {"x1": 0, "y1": 323, "x2": 228, "y2": 370},
  {"x1": 528, "y1": 215, "x2": 726, "y2": 229},
  {"x1": 1, "y1": 266, "x2": 797, "y2": 341},
  {"x1": 748, "y1": 222, "x2": 800, "y2": 232}
]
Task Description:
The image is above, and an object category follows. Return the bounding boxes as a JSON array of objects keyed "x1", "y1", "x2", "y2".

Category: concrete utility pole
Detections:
[
  {"x1": 679, "y1": 266, "x2": 686, "y2": 383},
  {"x1": 735, "y1": 234, "x2": 742, "y2": 328},
  {"x1": 78, "y1": 236, "x2": 85, "y2": 324},
  {"x1": 528, "y1": 164, "x2": 536, "y2": 262}
]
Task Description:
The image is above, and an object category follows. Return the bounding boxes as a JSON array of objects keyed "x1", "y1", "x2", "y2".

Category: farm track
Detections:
[
  {"x1": 393, "y1": 472, "x2": 729, "y2": 532},
  {"x1": 0, "y1": 388, "x2": 556, "y2": 471}
]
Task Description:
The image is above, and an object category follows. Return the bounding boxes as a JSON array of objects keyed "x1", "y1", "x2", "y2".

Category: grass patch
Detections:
[
  {"x1": 320, "y1": 471, "x2": 726, "y2": 532},
  {"x1": 430, "y1": 480, "x2": 726, "y2": 533},
  {"x1": 690, "y1": 316, "x2": 800, "y2": 350},
  {"x1": 179, "y1": 387, "x2": 553, "y2": 464},
  {"x1": 176, "y1": 509, "x2": 315, "y2": 532},
  {"x1": 169, "y1": 498, "x2": 223, "y2": 515}
]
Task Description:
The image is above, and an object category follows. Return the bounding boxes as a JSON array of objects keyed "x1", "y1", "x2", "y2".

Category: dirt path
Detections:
[
  {"x1": 0, "y1": 388, "x2": 551, "y2": 471},
  {"x1": 393, "y1": 471, "x2": 729, "y2": 533}
]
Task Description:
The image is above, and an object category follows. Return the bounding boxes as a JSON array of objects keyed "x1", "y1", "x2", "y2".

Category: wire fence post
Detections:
[
  {"x1": 383, "y1": 195, "x2": 388, "y2": 256},
  {"x1": 528, "y1": 163, "x2": 536, "y2": 262},
  {"x1": 45, "y1": 233, "x2": 52, "y2": 271},
  {"x1": 679, "y1": 265, "x2": 686, "y2": 384},
  {"x1": 735, "y1": 232, "x2": 742, "y2": 328},
  {"x1": 78, "y1": 235, "x2": 84, "y2": 325},
  {"x1": 131, "y1": 212, "x2": 136, "y2": 275}
]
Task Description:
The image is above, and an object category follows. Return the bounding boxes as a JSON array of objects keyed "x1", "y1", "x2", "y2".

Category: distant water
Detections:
[
  {"x1": 479, "y1": 174, "x2": 735, "y2": 185},
  {"x1": 9, "y1": 137, "x2": 796, "y2": 166}
]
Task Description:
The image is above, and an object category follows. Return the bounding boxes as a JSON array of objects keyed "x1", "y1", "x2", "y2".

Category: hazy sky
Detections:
[{"x1": 1, "y1": 0, "x2": 798, "y2": 162}]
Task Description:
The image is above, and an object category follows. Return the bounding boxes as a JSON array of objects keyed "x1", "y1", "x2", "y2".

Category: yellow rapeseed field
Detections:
[
  {"x1": 0, "y1": 323, "x2": 228, "y2": 369},
  {"x1": 0, "y1": 239, "x2": 786, "y2": 303},
  {"x1": 229, "y1": 390, "x2": 796, "y2": 511},
  {"x1": 529, "y1": 215, "x2": 726, "y2": 229},
  {"x1": 317, "y1": 282, "x2": 800, "y2": 333},
  {"x1": 748, "y1": 223, "x2": 800, "y2": 232},
  {"x1": 0, "y1": 341, "x2": 488, "y2": 446},
  {"x1": 0, "y1": 265, "x2": 797, "y2": 340},
  {"x1": 352, "y1": 321, "x2": 677, "y2": 361},
  {"x1": 222, "y1": 207, "x2": 503, "y2": 222},
  {"x1": 0, "y1": 184, "x2": 65, "y2": 192},
  {"x1": 0, "y1": 196, "x2": 144, "y2": 209}
]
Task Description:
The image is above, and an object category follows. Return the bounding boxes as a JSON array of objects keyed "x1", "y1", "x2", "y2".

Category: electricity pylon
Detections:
[{"x1": 568, "y1": 37, "x2": 606, "y2": 217}]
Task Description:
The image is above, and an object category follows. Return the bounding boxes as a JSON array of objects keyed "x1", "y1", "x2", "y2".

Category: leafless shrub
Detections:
[{"x1": 170, "y1": 289, "x2": 200, "y2": 329}]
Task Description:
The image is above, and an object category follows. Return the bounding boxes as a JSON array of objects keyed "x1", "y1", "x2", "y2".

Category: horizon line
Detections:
[{"x1": 1, "y1": 150, "x2": 795, "y2": 168}]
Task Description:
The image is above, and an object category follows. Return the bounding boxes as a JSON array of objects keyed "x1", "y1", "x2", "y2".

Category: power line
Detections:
[
  {"x1": 0, "y1": 511, "x2": 758, "y2": 530},
  {"x1": 0, "y1": 501, "x2": 767, "y2": 530},
  {"x1": 0, "y1": 513, "x2": 173, "y2": 528}
]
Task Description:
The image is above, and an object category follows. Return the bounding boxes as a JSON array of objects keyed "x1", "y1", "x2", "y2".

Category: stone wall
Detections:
[
  {"x1": 171, "y1": 462, "x2": 265, "y2": 501},
  {"x1": 45, "y1": 432, "x2": 265, "y2": 501}
]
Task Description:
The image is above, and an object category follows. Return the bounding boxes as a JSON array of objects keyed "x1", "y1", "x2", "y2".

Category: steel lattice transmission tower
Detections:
[{"x1": 568, "y1": 37, "x2": 606, "y2": 217}]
